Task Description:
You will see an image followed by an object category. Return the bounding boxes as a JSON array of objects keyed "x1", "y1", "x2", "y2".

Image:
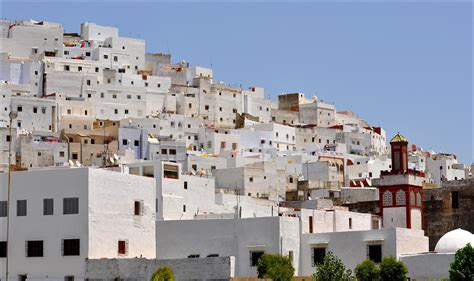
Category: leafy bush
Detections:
[
  {"x1": 378, "y1": 256, "x2": 407, "y2": 281},
  {"x1": 256, "y1": 253, "x2": 295, "y2": 281},
  {"x1": 312, "y1": 252, "x2": 353, "y2": 281},
  {"x1": 449, "y1": 243, "x2": 474, "y2": 281},
  {"x1": 150, "y1": 266, "x2": 175, "y2": 281},
  {"x1": 355, "y1": 259, "x2": 380, "y2": 281}
]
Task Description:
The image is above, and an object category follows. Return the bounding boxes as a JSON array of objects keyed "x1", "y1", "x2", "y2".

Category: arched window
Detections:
[
  {"x1": 416, "y1": 192, "x2": 422, "y2": 206},
  {"x1": 383, "y1": 191, "x2": 393, "y2": 206},
  {"x1": 396, "y1": 190, "x2": 406, "y2": 206},
  {"x1": 410, "y1": 191, "x2": 416, "y2": 206}
]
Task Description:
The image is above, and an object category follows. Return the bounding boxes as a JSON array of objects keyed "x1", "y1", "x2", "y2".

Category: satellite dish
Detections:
[
  {"x1": 75, "y1": 161, "x2": 82, "y2": 167},
  {"x1": 109, "y1": 157, "x2": 115, "y2": 164},
  {"x1": 113, "y1": 154, "x2": 120, "y2": 161},
  {"x1": 68, "y1": 160, "x2": 75, "y2": 166}
]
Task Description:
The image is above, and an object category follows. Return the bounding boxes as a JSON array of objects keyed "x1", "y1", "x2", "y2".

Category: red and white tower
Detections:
[{"x1": 378, "y1": 133, "x2": 426, "y2": 229}]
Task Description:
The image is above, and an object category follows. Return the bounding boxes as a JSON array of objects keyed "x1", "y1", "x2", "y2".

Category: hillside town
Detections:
[{"x1": 0, "y1": 20, "x2": 472, "y2": 280}]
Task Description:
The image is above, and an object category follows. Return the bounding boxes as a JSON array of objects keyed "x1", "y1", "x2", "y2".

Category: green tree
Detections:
[
  {"x1": 378, "y1": 256, "x2": 407, "y2": 281},
  {"x1": 312, "y1": 252, "x2": 353, "y2": 281},
  {"x1": 256, "y1": 253, "x2": 295, "y2": 281},
  {"x1": 150, "y1": 266, "x2": 175, "y2": 281},
  {"x1": 355, "y1": 259, "x2": 380, "y2": 281},
  {"x1": 449, "y1": 243, "x2": 474, "y2": 281}
]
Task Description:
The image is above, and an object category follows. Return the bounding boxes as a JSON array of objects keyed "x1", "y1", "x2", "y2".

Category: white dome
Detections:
[{"x1": 435, "y1": 229, "x2": 474, "y2": 253}]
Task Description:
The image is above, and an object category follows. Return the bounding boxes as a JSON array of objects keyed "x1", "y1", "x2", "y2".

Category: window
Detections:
[
  {"x1": 312, "y1": 248, "x2": 326, "y2": 265},
  {"x1": 169, "y1": 149, "x2": 176, "y2": 155},
  {"x1": 118, "y1": 240, "x2": 127, "y2": 255},
  {"x1": 161, "y1": 149, "x2": 167, "y2": 155},
  {"x1": 43, "y1": 199, "x2": 53, "y2": 215},
  {"x1": 86, "y1": 80, "x2": 90, "y2": 86},
  {"x1": 63, "y1": 198, "x2": 79, "y2": 215},
  {"x1": 0, "y1": 241, "x2": 6, "y2": 257},
  {"x1": 17, "y1": 200, "x2": 27, "y2": 216},
  {"x1": 249, "y1": 177, "x2": 253, "y2": 182},
  {"x1": 0, "y1": 201, "x2": 6, "y2": 217},
  {"x1": 184, "y1": 181, "x2": 188, "y2": 190},
  {"x1": 349, "y1": 218, "x2": 352, "y2": 229},
  {"x1": 395, "y1": 190, "x2": 406, "y2": 206},
  {"x1": 26, "y1": 240, "x2": 44, "y2": 257},
  {"x1": 17, "y1": 105, "x2": 23, "y2": 112},
  {"x1": 309, "y1": 216, "x2": 313, "y2": 233},
  {"x1": 207, "y1": 254, "x2": 219, "y2": 257},
  {"x1": 33, "y1": 107, "x2": 38, "y2": 113},
  {"x1": 6, "y1": 135, "x2": 10, "y2": 142},
  {"x1": 72, "y1": 153, "x2": 78, "y2": 160},
  {"x1": 95, "y1": 67, "x2": 99, "y2": 73},
  {"x1": 250, "y1": 251, "x2": 264, "y2": 266},
  {"x1": 114, "y1": 109, "x2": 118, "y2": 114},
  {"x1": 134, "y1": 140, "x2": 139, "y2": 146},
  {"x1": 134, "y1": 201, "x2": 143, "y2": 216},
  {"x1": 382, "y1": 191, "x2": 392, "y2": 207},
  {"x1": 188, "y1": 254, "x2": 200, "y2": 258},
  {"x1": 114, "y1": 56, "x2": 118, "y2": 62},
  {"x1": 104, "y1": 54, "x2": 108, "y2": 59},
  {"x1": 205, "y1": 105, "x2": 209, "y2": 110},
  {"x1": 64, "y1": 65, "x2": 70, "y2": 71},
  {"x1": 63, "y1": 239, "x2": 80, "y2": 256},
  {"x1": 452, "y1": 191, "x2": 459, "y2": 209},
  {"x1": 122, "y1": 139, "x2": 128, "y2": 146},
  {"x1": 183, "y1": 205, "x2": 186, "y2": 212},
  {"x1": 78, "y1": 66, "x2": 82, "y2": 72},
  {"x1": 64, "y1": 276, "x2": 74, "y2": 281},
  {"x1": 368, "y1": 245, "x2": 382, "y2": 263}
]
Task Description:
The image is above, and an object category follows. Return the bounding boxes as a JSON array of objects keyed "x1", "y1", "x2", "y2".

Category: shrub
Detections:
[
  {"x1": 312, "y1": 252, "x2": 353, "y2": 281},
  {"x1": 378, "y1": 256, "x2": 407, "y2": 281},
  {"x1": 150, "y1": 266, "x2": 175, "y2": 281},
  {"x1": 257, "y1": 253, "x2": 295, "y2": 281},
  {"x1": 449, "y1": 243, "x2": 474, "y2": 281},
  {"x1": 355, "y1": 259, "x2": 380, "y2": 281}
]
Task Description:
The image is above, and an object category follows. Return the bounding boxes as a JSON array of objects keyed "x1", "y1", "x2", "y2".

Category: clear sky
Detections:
[{"x1": 1, "y1": 1, "x2": 472, "y2": 163}]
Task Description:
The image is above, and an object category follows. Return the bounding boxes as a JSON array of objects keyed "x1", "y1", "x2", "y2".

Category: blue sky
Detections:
[{"x1": 1, "y1": 1, "x2": 472, "y2": 162}]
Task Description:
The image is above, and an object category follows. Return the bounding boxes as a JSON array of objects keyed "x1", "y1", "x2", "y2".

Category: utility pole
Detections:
[{"x1": 6, "y1": 110, "x2": 18, "y2": 281}]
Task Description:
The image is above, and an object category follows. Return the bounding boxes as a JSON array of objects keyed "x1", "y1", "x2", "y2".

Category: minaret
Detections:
[
  {"x1": 378, "y1": 133, "x2": 426, "y2": 229},
  {"x1": 390, "y1": 132, "x2": 408, "y2": 174}
]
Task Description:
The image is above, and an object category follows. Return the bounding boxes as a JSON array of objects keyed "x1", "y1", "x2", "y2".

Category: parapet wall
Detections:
[{"x1": 85, "y1": 256, "x2": 235, "y2": 281}]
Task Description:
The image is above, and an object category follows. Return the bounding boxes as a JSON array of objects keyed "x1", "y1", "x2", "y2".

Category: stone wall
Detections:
[
  {"x1": 423, "y1": 178, "x2": 474, "y2": 250},
  {"x1": 85, "y1": 256, "x2": 235, "y2": 281}
]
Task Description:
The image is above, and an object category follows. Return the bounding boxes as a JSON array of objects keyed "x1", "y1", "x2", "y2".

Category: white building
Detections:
[
  {"x1": 401, "y1": 228, "x2": 474, "y2": 280},
  {"x1": 0, "y1": 167, "x2": 156, "y2": 280},
  {"x1": 156, "y1": 216, "x2": 301, "y2": 276},
  {"x1": 300, "y1": 227, "x2": 429, "y2": 276}
]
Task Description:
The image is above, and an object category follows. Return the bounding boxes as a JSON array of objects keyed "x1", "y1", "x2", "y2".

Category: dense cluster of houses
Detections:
[{"x1": 0, "y1": 20, "x2": 472, "y2": 280}]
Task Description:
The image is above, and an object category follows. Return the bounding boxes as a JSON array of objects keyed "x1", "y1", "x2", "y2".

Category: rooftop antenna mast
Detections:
[{"x1": 166, "y1": 40, "x2": 170, "y2": 55}]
